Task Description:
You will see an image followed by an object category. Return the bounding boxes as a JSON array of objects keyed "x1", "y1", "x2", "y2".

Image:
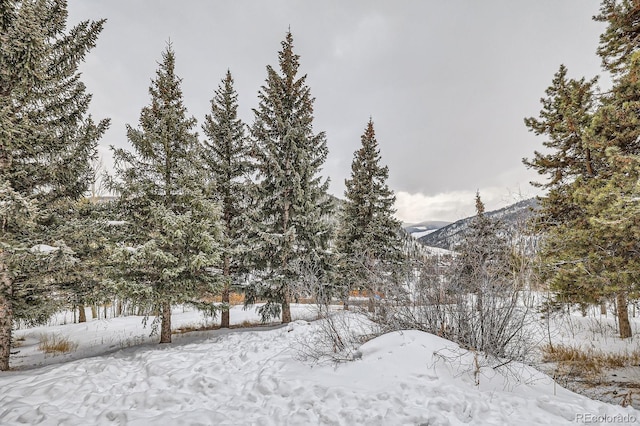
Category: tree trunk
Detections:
[
  {"x1": 91, "y1": 305, "x2": 97, "y2": 319},
  {"x1": 368, "y1": 294, "x2": 375, "y2": 313},
  {"x1": 160, "y1": 302, "x2": 172, "y2": 343},
  {"x1": 617, "y1": 292, "x2": 632, "y2": 339},
  {"x1": 221, "y1": 256, "x2": 230, "y2": 328},
  {"x1": 0, "y1": 252, "x2": 13, "y2": 371},
  {"x1": 282, "y1": 292, "x2": 292, "y2": 324},
  {"x1": 78, "y1": 304, "x2": 86, "y2": 323},
  {"x1": 600, "y1": 300, "x2": 607, "y2": 316}
]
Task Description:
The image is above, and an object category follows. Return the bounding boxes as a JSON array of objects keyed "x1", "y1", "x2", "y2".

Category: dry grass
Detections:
[
  {"x1": 542, "y1": 344, "x2": 640, "y2": 378},
  {"x1": 173, "y1": 319, "x2": 280, "y2": 334},
  {"x1": 237, "y1": 320, "x2": 264, "y2": 328},
  {"x1": 208, "y1": 292, "x2": 246, "y2": 304},
  {"x1": 173, "y1": 323, "x2": 219, "y2": 334},
  {"x1": 12, "y1": 336, "x2": 26, "y2": 348},
  {"x1": 38, "y1": 334, "x2": 78, "y2": 355}
]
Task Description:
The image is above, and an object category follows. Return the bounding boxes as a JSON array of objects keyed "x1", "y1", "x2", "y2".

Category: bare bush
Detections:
[
  {"x1": 289, "y1": 256, "x2": 381, "y2": 364},
  {"x1": 372, "y1": 195, "x2": 539, "y2": 366},
  {"x1": 294, "y1": 309, "x2": 378, "y2": 365}
]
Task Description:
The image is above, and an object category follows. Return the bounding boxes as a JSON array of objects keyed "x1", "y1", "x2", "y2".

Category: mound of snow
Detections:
[{"x1": 1, "y1": 311, "x2": 638, "y2": 425}]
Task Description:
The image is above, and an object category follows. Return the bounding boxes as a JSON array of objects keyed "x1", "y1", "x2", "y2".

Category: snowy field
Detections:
[{"x1": 1, "y1": 305, "x2": 640, "y2": 425}]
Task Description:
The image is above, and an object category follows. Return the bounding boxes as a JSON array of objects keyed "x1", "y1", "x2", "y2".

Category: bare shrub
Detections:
[
  {"x1": 287, "y1": 257, "x2": 382, "y2": 364},
  {"x1": 372, "y1": 195, "x2": 539, "y2": 367},
  {"x1": 294, "y1": 309, "x2": 378, "y2": 365}
]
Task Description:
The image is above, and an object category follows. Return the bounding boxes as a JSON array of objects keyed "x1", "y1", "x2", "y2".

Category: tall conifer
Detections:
[
  {"x1": 110, "y1": 45, "x2": 221, "y2": 343},
  {"x1": 336, "y1": 119, "x2": 403, "y2": 310},
  {"x1": 248, "y1": 31, "x2": 333, "y2": 323},
  {"x1": 525, "y1": 1, "x2": 640, "y2": 338},
  {"x1": 202, "y1": 70, "x2": 252, "y2": 328},
  {"x1": 523, "y1": 66, "x2": 602, "y2": 307},
  {"x1": 0, "y1": 0, "x2": 108, "y2": 370}
]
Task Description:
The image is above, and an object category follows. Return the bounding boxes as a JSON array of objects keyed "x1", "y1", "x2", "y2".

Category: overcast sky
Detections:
[{"x1": 67, "y1": 0, "x2": 606, "y2": 223}]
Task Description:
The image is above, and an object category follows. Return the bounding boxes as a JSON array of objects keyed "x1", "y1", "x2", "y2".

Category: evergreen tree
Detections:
[
  {"x1": 523, "y1": 65, "x2": 599, "y2": 190},
  {"x1": 335, "y1": 119, "x2": 403, "y2": 311},
  {"x1": 523, "y1": 65, "x2": 602, "y2": 307},
  {"x1": 568, "y1": 148, "x2": 640, "y2": 338},
  {"x1": 53, "y1": 199, "x2": 119, "y2": 323},
  {"x1": 595, "y1": 0, "x2": 640, "y2": 79},
  {"x1": 110, "y1": 45, "x2": 221, "y2": 343},
  {"x1": 573, "y1": 51, "x2": 640, "y2": 337},
  {"x1": 202, "y1": 70, "x2": 252, "y2": 328},
  {"x1": 0, "y1": 0, "x2": 108, "y2": 370},
  {"x1": 525, "y1": 2, "x2": 640, "y2": 338},
  {"x1": 248, "y1": 31, "x2": 333, "y2": 323}
]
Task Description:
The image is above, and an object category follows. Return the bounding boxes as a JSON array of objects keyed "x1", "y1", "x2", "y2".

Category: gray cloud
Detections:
[{"x1": 67, "y1": 0, "x2": 605, "y2": 222}]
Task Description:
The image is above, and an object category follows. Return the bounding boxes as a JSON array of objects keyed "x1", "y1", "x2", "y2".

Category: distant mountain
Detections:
[
  {"x1": 403, "y1": 220, "x2": 451, "y2": 239},
  {"x1": 417, "y1": 198, "x2": 539, "y2": 251}
]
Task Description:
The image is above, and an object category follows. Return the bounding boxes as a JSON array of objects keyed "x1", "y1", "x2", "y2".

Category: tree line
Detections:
[
  {"x1": 6, "y1": 0, "x2": 637, "y2": 374},
  {"x1": 0, "y1": 1, "x2": 404, "y2": 370}
]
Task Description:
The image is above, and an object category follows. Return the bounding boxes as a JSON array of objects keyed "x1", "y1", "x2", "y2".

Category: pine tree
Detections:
[
  {"x1": 571, "y1": 51, "x2": 640, "y2": 337},
  {"x1": 524, "y1": 65, "x2": 599, "y2": 189},
  {"x1": 595, "y1": 0, "x2": 640, "y2": 79},
  {"x1": 523, "y1": 65, "x2": 599, "y2": 230},
  {"x1": 248, "y1": 31, "x2": 333, "y2": 323},
  {"x1": 0, "y1": 0, "x2": 108, "y2": 370},
  {"x1": 522, "y1": 65, "x2": 603, "y2": 307},
  {"x1": 202, "y1": 70, "x2": 252, "y2": 328},
  {"x1": 568, "y1": 148, "x2": 640, "y2": 338},
  {"x1": 336, "y1": 119, "x2": 403, "y2": 311},
  {"x1": 110, "y1": 45, "x2": 221, "y2": 343},
  {"x1": 525, "y1": 3, "x2": 640, "y2": 338}
]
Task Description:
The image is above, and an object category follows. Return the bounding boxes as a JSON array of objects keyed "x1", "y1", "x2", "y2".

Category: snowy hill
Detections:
[{"x1": 418, "y1": 198, "x2": 539, "y2": 250}]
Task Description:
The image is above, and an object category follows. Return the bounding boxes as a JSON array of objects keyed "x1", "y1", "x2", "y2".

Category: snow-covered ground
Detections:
[{"x1": 2, "y1": 304, "x2": 640, "y2": 425}]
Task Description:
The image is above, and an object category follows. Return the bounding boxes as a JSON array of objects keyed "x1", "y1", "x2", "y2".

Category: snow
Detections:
[
  {"x1": 106, "y1": 220, "x2": 127, "y2": 226},
  {"x1": 411, "y1": 228, "x2": 438, "y2": 239},
  {"x1": 2, "y1": 305, "x2": 639, "y2": 425},
  {"x1": 29, "y1": 244, "x2": 59, "y2": 254},
  {"x1": 422, "y1": 245, "x2": 455, "y2": 256}
]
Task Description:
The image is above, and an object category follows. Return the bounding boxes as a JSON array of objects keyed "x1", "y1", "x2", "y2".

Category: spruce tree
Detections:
[
  {"x1": 53, "y1": 199, "x2": 118, "y2": 323},
  {"x1": 451, "y1": 193, "x2": 514, "y2": 352},
  {"x1": 110, "y1": 45, "x2": 221, "y2": 343},
  {"x1": 202, "y1": 70, "x2": 252, "y2": 328},
  {"x1": 248, "y1": 31, "x2": 333, "y2": 323},
  {"x1": 0, "y1": 0, "x2": 108, "y2": 370},
  {"x1": 336, "y1": 119, "x2": 403, "y2": 311}
]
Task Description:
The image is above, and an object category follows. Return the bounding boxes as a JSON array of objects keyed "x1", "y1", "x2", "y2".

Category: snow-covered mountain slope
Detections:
[{"x1": 418, "y1": 198, "x2": 539, "y2": 250}]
